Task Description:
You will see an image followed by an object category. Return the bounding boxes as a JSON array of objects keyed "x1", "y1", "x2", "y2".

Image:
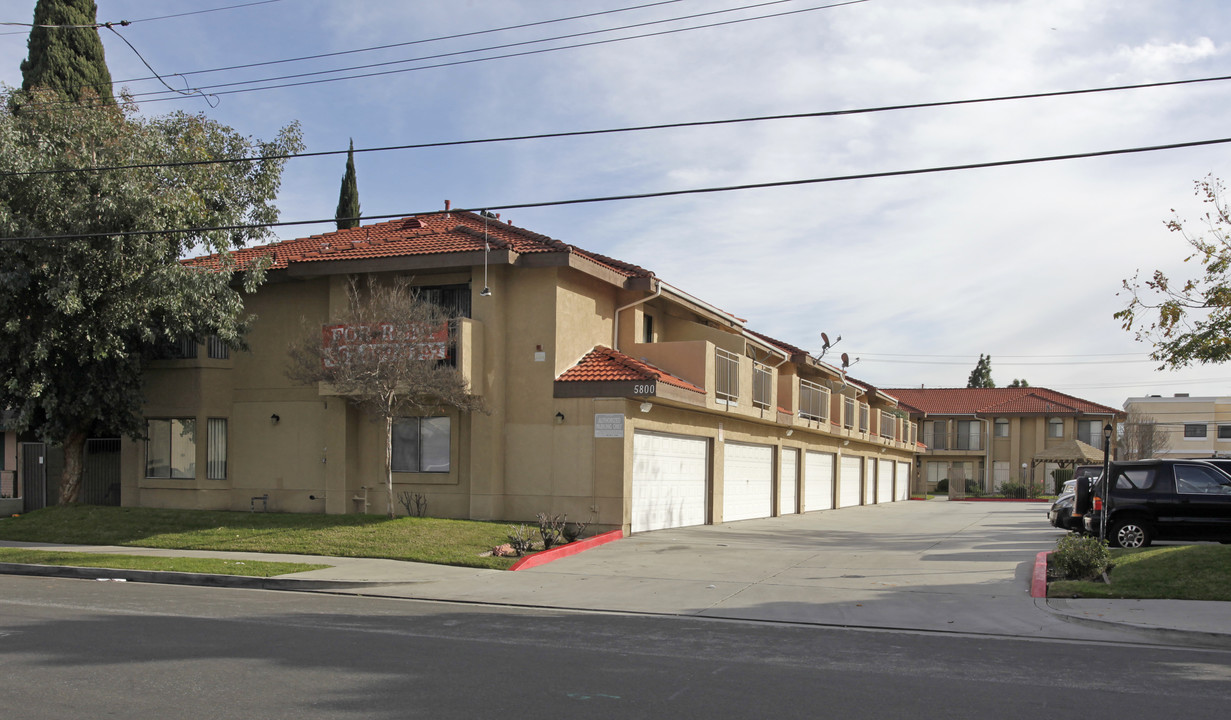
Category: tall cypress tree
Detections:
[
  {"x1": 20, "y1": 0, "x2": 115, "y2": 105},
  {"x1": 335, "y1": 139, "x2": 360, "y2": 230}
]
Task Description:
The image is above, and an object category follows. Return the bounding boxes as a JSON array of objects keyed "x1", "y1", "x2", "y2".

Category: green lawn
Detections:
[
  {"x1": 0, "y1": 506, "x2": 520, "y2": 570},
  {"x1": 1049, "y1": 544, "x2": 1231, "y2": 601},
  {"x1": 0, "y1": 547, "x2": 329, "y2": 577}
]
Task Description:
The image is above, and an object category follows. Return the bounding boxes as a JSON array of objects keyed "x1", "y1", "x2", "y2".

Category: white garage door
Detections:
[
  {"x1": 839, "y1": 455, "x2": 863, "y2": 508},
  {"x1": 632, "y1": 431, "x2": 708, "y2": 533},
  {"x1": 804, "y1": 451, "x2": 834, "y2": 511},
  {"x1": 877, "y1": 459, "x2": 895, "y2": 503},
  {"x1": 896, "y1": 461, "x2": 911, "y2": 501},
  {"x1": 723, "y1": 442, "x2": 774, "y2": 523},
  {"x1": 863, "y1": 458, "x2": 877, "y2": 505},
  {"x1": 779, "y1": 448, "x2": 799, "y2": 515}
]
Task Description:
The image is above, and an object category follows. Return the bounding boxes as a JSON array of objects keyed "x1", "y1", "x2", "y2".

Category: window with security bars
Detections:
[
  {"x1": 715, "y1": 348, "x2": 740, "y2": 405},
  {"x1": 799, "y1": 380, "x2": 829, "y2": 421},
  {"x1": 843, "y1": 397, "x2": 855, "y2": 429},
  {"x1": 752, "y1": 362, "x2": 772, "y2": 410},
  {"x1": 207, "y1": 418, "x2": 227, "y2": 480},
  {"x1": 207, "y1": 335, "x2": 229, "y2": 360},
  {"x1": 858, "y1": 403, "x2": 869, "y2": 433}
]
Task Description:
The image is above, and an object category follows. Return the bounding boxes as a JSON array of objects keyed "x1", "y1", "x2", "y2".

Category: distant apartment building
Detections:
[
  {"x1": 1123, "y1": 394, "x2": 1231, "y2": 459},
  {"x1": 885, "y1": 387, "x2": 1122, "y2": 492}
]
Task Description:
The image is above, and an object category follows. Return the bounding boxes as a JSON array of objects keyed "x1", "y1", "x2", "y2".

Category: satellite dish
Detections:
[
  {"x1": 841, "y1": 352, "x2": 850, "y2": 369},
  {"x1": 821, "y1": 332, "x2": 831, "y2": 350}
]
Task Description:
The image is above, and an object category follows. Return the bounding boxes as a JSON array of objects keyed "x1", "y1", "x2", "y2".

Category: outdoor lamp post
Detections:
[{"x1": 1100, "y1": 423, "x2": 1113, "y2": 543}]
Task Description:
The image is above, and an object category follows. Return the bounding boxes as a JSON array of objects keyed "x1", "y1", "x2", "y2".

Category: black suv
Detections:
[{"x1": 1081, "y1": 459, "x2": 1231, "y2": 548}]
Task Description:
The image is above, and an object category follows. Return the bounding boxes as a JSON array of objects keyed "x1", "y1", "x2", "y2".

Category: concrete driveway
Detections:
[
  {"x1": 477, "y1": 499, "x2": 1071, "y2": 635},
  {"x1": 323, "y1": 497, "x2": 1123, "y2": 641}
]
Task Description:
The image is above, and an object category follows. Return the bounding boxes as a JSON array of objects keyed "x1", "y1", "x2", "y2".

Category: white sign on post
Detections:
[{"x1": 594, "y1": 413, "x2": 625, "y2": 438}]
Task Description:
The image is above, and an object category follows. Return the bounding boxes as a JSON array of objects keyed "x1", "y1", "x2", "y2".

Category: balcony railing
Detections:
[
  {"x1": 715, "y1": 348, "x2": 740, "y2": 405},
  {"x1": 752, "y1": 362, "x2": 772, "y2": 410},
  {"x1": 799, "y1": 380, "x2": 829, "y2": 421},
  {"x1": 923, "y1": 430, "x2": 983, "y2": 451}
]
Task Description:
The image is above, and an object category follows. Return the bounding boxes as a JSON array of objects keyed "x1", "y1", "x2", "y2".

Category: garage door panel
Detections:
[
  {"x1": 723, "y1": 442, "x2": 773, "y2": 523},
  {"x1": 877, "y1": 459, "x2": 895, "y2": 503},
  {"x1": 780, "y1": 448, "x2": 799, "y2": 515},
  {"x1": 839, "y1": 456, "x2": 863, "y2": 508},
  {"x1": 897, "y1": 461, "x2": 911, "y2": 501},
  {"x1": 633, "y1": 432, "x2": 708, "y2": 533},
  {"x1": 804, "y1": 451, "x2": 834, "y2": 511}
]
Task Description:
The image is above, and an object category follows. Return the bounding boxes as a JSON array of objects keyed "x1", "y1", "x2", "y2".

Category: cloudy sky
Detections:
[{"x1": 3, "y1": 0, "x2": 1231, "y2": 408}]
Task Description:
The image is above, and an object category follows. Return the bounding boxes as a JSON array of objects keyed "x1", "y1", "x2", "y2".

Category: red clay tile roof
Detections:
[
  {"x1": 882, "y1": 387, "x2": 1121, "y2": 417},
  {"x1": 557, "y1": 346, "x2": 704, "y2": 394},
  {"x1": 185, "y1": 211, "x2": 654, "y2": 279}
]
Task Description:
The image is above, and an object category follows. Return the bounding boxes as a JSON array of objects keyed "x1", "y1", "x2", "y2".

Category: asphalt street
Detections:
[{"x1": 2, "y1": 574, "x2": 1230, "y2": 719}]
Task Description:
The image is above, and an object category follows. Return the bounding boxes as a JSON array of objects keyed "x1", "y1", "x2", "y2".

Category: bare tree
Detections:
[
  {"x1": 1117, "y1": 407, "x2": 1172, "y2": 460},
  {"x1": 287, "y1": 276, "x2": 486, "y2": 517}
]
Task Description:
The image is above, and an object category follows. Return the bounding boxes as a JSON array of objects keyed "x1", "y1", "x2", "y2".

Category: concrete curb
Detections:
[
  {"x1": 509, "y1": 529, "x2": 623, "y2": 571},
  {"x1": 1030, "y1": 551, "x2": 1049, "y2": 598},
  {"x1": 1043, "y1": 598, "x2": 1231, "y2": 649},
  {"x1": 0, "y1": 562, "x2": 373, "y2": 591}
]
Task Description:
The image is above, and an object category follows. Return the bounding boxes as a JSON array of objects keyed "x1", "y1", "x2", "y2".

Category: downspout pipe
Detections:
[{"x1": 613, "y1": 280, "x2": 661, "y2": 353}]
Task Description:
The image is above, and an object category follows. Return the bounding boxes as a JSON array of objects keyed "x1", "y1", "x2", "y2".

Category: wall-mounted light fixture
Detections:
[
  {"x1": 555, "y1": 411, "x2": 565, "y2": 425},
  {"x1": 270, "y1": 414, "x2": 280, "y2": 424},
  {"x1": 639, "y1": 402, "x2": 652, "y2": 413}
]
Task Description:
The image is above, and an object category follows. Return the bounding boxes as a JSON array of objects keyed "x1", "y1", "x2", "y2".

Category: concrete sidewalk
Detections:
[{"x1": 3, "y1": 500, "x2": 1228, "y2": 647}]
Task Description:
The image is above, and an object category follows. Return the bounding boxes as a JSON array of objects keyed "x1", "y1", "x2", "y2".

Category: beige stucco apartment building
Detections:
[
  {"x1": 1123, "y1": 394, "x2": 1231, "y2": 458},
  {"x1": 120, "y1": 210, "x2": 919, "y2": 534},
  {"x1": 884, "y1": 388, "x2": 1122, "y2": 493}
]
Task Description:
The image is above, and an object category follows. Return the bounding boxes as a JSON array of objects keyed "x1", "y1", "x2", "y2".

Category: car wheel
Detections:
[{"x1": 1110, "y1": 519, "x2": 1152, "y2": 549}]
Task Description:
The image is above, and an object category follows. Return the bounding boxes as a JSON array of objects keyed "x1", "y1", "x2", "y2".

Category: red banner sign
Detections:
[{"x1": 321, "y1": 322, "x2": 450, "y2": 367}]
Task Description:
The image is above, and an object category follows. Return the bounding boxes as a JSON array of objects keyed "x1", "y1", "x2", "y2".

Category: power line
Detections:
[
  {"x1": 8, "y1": 72, "x2": 1231, "y2": 179},
  {"x1": 111, "y1": 0, "x2": 691, "y2": 84},
  {"x1": 123, "y1": 0, "x2": 846, "y2": 101},
  {"x1": 110, "y1": 0, "x2": 869, "y2": 106},
  {"x1": 855, "y1": 351, "x2": 1150, "y2": 359},
  {"x1": 20, "y1": 0, "x2": 856, "y2": 110},
  {"x1": 0, "y1": 1, "x2": 282, "y2": 37},
  {"x1": 5, "y1": 134, "x2": 1231, "y2": 243}
]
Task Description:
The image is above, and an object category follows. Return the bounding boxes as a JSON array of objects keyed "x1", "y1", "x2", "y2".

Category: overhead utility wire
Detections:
[
  {"x1": 0, "y1": 0, "x2": 282, "y2": 36},
  {"x1": 6, "y1": 134, "x2": 1231, "y2": 243},
  {"x1": 111, "y1": 0, "x2": 690, "y2": 83},
  {"x1": 114, "y1": 0, "x2": 869, "y2": 106},
  {"x1": 26, "y1": 0, "x2": 826, "y2": 107},
  {"x1": 8, "y1": 72, "x2": 1229, "y2": 180}
]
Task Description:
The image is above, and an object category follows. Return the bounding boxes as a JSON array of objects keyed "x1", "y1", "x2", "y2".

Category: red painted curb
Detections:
[
  {"x1": 1031, "y1": 551, "x2": 1050, "y2": 598},
  {"x1": 508, "y1": 529, "x2": 624, "y2": 571}
]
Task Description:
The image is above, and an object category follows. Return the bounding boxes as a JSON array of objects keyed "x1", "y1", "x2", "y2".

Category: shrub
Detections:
[
  {"x1": 1051, "y1": 467, "x2": 1074, "y2": 495},
  {"x1": 1051, "y1": 532, "x2": 1110, "y2": 581},
  {"x1": 536, "y1": 512, "x2": 566, "y2": 550},
  {"x1": 936, "y1": 478, "x2": 949, "y2": 492},
  {"x1": 506, "y1": 524, "x2": 534, "y2": 556},
  {"x1": 964, "y1": 479, "x2": 983, "y2": 497},
  {"x1": 999, "y1": 482, "x2": 1027, "y2": 499}
]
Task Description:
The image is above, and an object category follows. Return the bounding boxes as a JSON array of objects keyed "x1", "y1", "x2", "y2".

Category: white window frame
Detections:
[
  {"x1": 1048, "y1": 418, "x2": 1064, "y2": 439},
  {"x1": 994, "y1": 418, "x2": 1009, "y2": 438}
]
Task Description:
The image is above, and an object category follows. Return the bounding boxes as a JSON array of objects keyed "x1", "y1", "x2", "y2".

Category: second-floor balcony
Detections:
[{"x1": 923, "y1": 429, "x2": 984, "y2": 452}]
